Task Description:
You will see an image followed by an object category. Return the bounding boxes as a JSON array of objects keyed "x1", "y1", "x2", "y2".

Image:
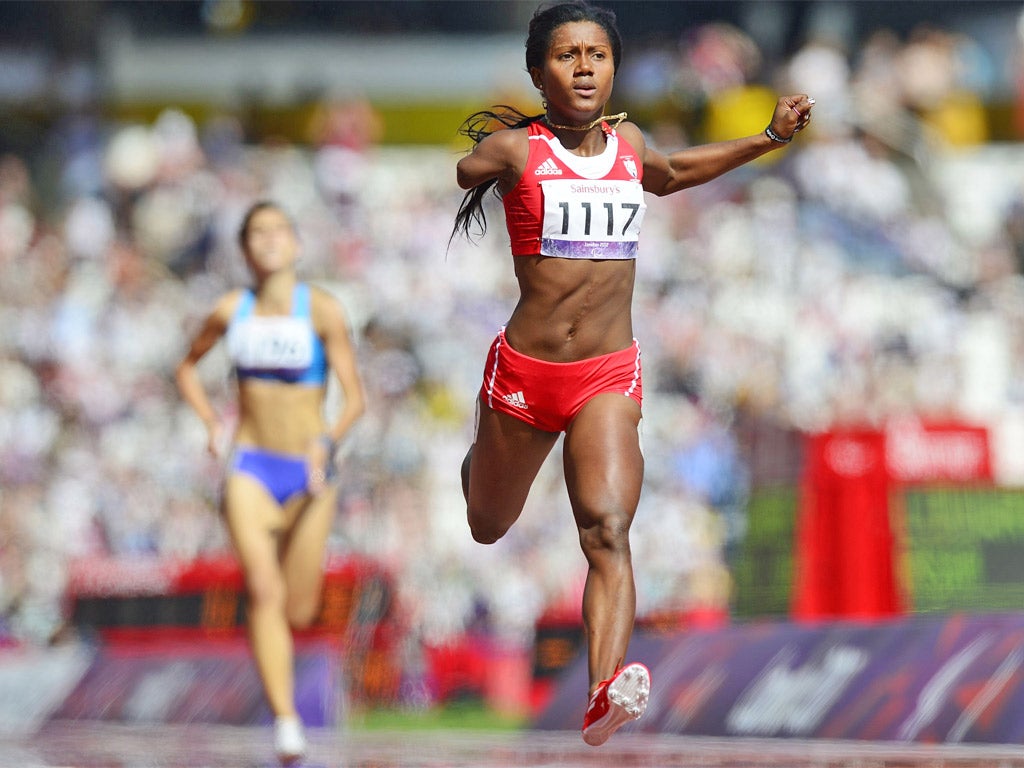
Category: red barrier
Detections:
[
  {"x1": 793, "y1": 428, "x2": 901, "y2": 620},
  {"x1": 792, "y1": 419, "x2": 992, "y2": 620}
]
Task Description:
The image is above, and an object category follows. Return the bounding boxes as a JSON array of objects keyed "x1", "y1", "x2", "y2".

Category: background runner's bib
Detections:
[
  {"x1": 539, "y1": 178, "x2": 646, "y2": 259},
  {"x1": 228, "y1": 316, "x2": 314, "y2": 371}
]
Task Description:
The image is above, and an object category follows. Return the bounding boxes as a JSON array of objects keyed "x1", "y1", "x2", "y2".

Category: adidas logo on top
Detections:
[
  {"x1": 502, "y1": 390, "x2": 528, "y2": 409},
  {"x1": 535, "y1": 158, "x2": 562, "y2": 176}
]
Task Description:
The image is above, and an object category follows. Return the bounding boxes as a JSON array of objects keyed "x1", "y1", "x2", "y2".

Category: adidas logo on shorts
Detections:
[
  {"x1": 534, "y1": 158, "x2": 562, "y2": 176},
  {"x1": 502, "y1": 390, "x2": 528, "y2": 409}
]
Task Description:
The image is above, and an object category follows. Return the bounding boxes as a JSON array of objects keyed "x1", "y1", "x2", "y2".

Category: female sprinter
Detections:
[
  {"x1": 176, "y1": 201, "x2": 365, "y2": 763},
  {"x1": 452, "y1": 0, "x2": 813, "y2": 747}
]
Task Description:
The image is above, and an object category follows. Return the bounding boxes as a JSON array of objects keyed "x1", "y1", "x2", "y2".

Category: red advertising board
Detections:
[{"x1": 885, "y1": 417, "x2": 992, "y2": 485}]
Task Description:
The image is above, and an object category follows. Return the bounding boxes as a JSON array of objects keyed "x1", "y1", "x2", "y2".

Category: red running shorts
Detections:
[{"x1": 480, "y1": 328, "x2": 642, "y2": 433}]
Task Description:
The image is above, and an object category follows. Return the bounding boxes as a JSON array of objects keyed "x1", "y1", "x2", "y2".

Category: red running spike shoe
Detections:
[{"x1": 581, "y1": 662, "x2": 651, "y2": 746}]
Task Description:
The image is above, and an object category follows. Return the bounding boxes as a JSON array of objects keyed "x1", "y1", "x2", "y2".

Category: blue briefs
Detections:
[{"x1": 230, "y1": 448, "x2": 310, "y2": 505}]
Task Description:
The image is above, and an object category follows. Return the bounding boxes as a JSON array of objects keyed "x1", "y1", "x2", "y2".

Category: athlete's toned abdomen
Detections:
[
  {"x1": 234, "y1": 380, "x2": 327, "y2": 454},
  {"x1": 506, "y1": 256, "x2": 636, "y2": 362}
]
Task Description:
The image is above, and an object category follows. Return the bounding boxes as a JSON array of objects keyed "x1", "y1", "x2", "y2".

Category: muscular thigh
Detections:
[
  {"x1": 222, "y1": 474, "x2": 287, "y2": 592},
  {"x1": 563, "y1": 393, "x2": 644, "y2": 528},
  {"x1": 468, "y1": 401, "x2": 559, "y2": 521},
  {"x1": 280, "y1": 486, "x2": 337, "y2": 598}
]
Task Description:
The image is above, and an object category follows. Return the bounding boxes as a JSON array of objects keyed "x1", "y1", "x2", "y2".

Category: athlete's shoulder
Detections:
[
  {"x1": 216, "y1": 287, "x2": 248, "y2": 319},
  {"x1": 307, "y1": 282, "x2": 341, "y2": 310},
  {"x1": 459, "y1": 123, "x2": 535, "y2": 190},
  {"x1": 307, "y1": 283, "x2": 348, "y2": 330},
  {"x1": 614, "y1": 121, "x2": 647, "y2": 154},
  {"x1": 192, "y1": 288, "x2": 245, "y2": 337},
  {"x1": 481, "y1": 123, "x2": 534, "y2": 152}
]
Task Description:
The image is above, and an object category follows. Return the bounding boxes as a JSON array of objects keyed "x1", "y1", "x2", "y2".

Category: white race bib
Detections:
[
  {"x1": 227, "y1": 316, "x2": 313, "y2": 370},
  {"x1": 540, "y1": 178, "x2": 646, "y2": 259}
]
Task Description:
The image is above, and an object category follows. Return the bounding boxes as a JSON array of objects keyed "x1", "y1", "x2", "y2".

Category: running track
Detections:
[{"x1": 5, "y1": 723, "x2": 1024, "y2": 767}]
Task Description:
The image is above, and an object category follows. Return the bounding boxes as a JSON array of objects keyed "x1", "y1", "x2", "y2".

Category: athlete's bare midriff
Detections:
[
  {"x1": 235, "y1": 380, "x2": 327, "y2": 453},
  {"x1": 505, "y1": 256, "x2": 636, "y2": 362}
]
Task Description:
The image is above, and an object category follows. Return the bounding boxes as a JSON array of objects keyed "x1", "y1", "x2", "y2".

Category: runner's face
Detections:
[
  {"x1": 533, "y1": 21, "x2": 615, "y2": 125},
  {"x1": 243, "y1": 208, "x2": 299, "y2": 277}
]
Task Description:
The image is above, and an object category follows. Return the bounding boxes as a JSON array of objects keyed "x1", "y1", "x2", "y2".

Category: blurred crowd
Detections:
[{"x1": 3, "y1": 18, "x2": 1024, "y2": 657}]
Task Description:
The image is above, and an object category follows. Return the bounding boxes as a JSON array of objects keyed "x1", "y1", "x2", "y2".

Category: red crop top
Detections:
[{"x1": 502, "y1": 120, "x2": 646, "y2": 259}]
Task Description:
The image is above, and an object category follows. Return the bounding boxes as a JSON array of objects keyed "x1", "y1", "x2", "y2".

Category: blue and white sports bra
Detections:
[{"x1": 226, "y1": 283, "x2": 328, "y2": 386}]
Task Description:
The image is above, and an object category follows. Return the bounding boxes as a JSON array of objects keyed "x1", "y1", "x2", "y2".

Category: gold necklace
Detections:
[{"x1": 544, "y1": 112, "x2": 628, "y2": 131}]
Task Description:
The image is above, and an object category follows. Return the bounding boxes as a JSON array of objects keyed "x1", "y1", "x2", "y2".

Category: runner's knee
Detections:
[
  {"x1": 286, "y1": 597, "x2": 321, "y2": 630},
  {"x1": 246, "y1": 571, "x2": 287, "y2": 613},
  {"x1": 579, "y1": 510, "x2": 632, "y2": 558}
]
